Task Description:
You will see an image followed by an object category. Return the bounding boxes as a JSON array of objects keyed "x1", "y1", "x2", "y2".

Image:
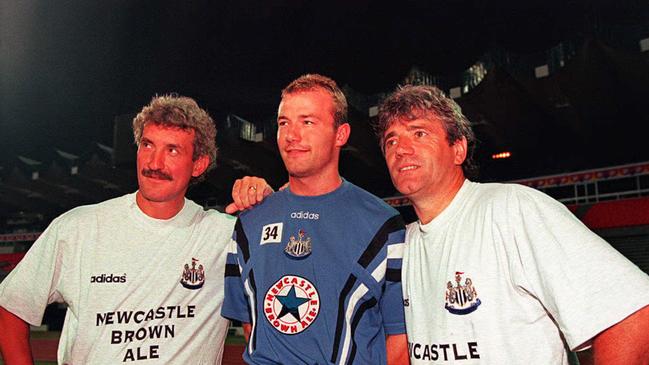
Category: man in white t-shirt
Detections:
[
  {"x1": 0, "y1": 95, "x2": 235, "y2": 364},
  {"x1": 374, "y1": 84, "x2": 649, "y2": 364}
]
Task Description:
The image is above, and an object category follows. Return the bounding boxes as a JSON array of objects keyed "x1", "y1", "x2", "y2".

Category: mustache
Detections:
[{"x1": 141, "y1": 169, "x2": 173, "y2": 181}]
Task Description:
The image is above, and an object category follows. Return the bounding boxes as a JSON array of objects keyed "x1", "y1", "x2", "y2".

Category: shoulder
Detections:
[
  {"x1": 464, "y1": 181, "x2": 558, "y2": 211},
  {"x1": 469, "y1": 182, "x2": 578, "y2": 236},
  {"x1": 25, "y1": 195, "x2": 132, "y2": 250},
  {"x1": 52, "y1": 194, "x2": 131, "y2": 227},
  {"x1": 342, "y1": 181, "x2": 401, "y2": 219},
  {"x1": 338, "y1": 183, "x2": 404, "y2": 240},
  {"x1": 465, "y1": 181, "x2": 510, "y2": 203},
  {"x1": 186, "y1": 200, "x2": 237, "y2": 232},
  {"x1": 495, "y1": 182, "x2": 567, "y2": 214},
  {"x1": 238, "y1": 189, "x2": 287, "y2": 221},
  {"x1": 202, "y1": 209, "x2": 237, "y2": 231}
]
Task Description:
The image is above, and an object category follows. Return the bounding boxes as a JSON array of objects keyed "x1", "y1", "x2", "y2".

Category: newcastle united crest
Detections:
[
  {"x1": 180, "y1": 258, "x2": 205, "y2": 290},
  {"x1": 444, "y1": 271, "x2": 481, "y2": 315},
  {"x1": 284, "y1": 229, "x2": 312, "y2": 259}
]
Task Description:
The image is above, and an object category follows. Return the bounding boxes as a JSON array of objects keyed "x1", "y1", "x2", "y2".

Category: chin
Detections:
[
  {"x1": 138, "y1": 188, "x2": 171, "y2": 202},
  {"x1": 390, "y1": 178, "x2": 408, "y2": 193},
  {"x1": 285, "y1": 165, "x2": 311, "y2": 178},
  {"x1": 287, "y1": 170, "x2": 309, "y2": 179},
  {"x1": 395, "y1": 182, "x2": 422, "y2": 197}
]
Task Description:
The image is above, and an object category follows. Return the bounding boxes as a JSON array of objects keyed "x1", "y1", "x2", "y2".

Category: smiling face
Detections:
[
  {"x1": 277, "y1": 89, "x2": 349, "y2": 181},
  {"x1": 136, "y1": 122, "x2": 209, "y2": 218},
  {"x1": 382, "y1": 115, "x2": 467, "y2": 202}
]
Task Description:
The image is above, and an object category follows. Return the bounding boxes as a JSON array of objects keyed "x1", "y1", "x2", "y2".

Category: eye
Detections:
[
  {"x1": 414, "y1": 130, "x2": 428, "y2": 138},
  {"x1": 278, "y1": 120, "x2": 288, "y2": 127},
  {"x1": 384, "y1": 138, "x2": 397, "y2": 150},
  {"x1": 168, "y1": 147, "x2": 179, "y2": 156},
  {"x1": 304, "y1": 120, "x2": 314, "y2": 125},
  {"x1": 141, "y1": 141, "x2": 152, "y2": 149}
]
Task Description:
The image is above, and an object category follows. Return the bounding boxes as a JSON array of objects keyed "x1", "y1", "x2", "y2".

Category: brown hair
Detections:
[
  {"x1": 133, "y1": 94, "x2": 217, "y2": 180},
  {"x1": 376, "y1": 85, "x2": 477, "y2": 177},
  {"x1": 281, "y1": 74, "x2": 348, "y2": 128}
]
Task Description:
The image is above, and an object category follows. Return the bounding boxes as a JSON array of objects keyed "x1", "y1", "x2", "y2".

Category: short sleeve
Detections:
[
  {"x1": 221, "y1": 219, "x2": 251, "y2": 323},
  {"x1": 0, "y1": 218, "x2": 68, "y2": 325},
  {"x1": 380, "y1": 215, "x2": 407, "y2": 335},
  {"x1": 505, "y1": 186, "x2": 649, "y2": 349}
]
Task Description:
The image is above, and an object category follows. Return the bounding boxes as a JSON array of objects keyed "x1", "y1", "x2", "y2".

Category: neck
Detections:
[
  {"x1": 411, "y1": 173, "x2": 465, "y2": 225},
  {"x1": 288, "y1": 169, "x2": 343, "y2": 196},
  {"x1": 135, "y1": 192, "x2": 185, "y2": 220}
]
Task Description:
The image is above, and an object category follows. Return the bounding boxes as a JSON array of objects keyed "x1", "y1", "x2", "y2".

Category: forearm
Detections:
[
  {"x1": 592, "y1": 304, "x2": 649, "y2": 364},
  {"x1": 242, "y1": 323, "x2": 251, "y2": 343},
  {"x1": 386, "y1": 333, "x2": 409, "y2": 365},
  {"x1": 0, "y1": 306, "x2": 33, "y2": 364}
]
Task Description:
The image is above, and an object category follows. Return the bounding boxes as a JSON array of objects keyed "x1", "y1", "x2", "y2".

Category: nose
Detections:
[
  {"x1": 395, "y1": 137, "x2": 414, "y2": 157},
  {"x1": 148, "y1": 149, "x2": 165, "y2": 170},
  {"x1": 284, "y1": 123, "x2": 301, "y2": 143}
]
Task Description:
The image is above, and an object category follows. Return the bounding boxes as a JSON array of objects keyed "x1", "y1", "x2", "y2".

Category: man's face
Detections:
[
  {"x1": 136, "y1": 123, "x2": 208, "y2": 206},
  {"x1": 277, "y1": 89, "x2": 348, "y2": 178},
  {"x1": 382, "y1": 115, "x2": 466, "y2": 200}
]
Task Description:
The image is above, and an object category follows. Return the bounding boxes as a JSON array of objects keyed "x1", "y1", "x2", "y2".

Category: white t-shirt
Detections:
[
  {"x1": 403, "y1": 180, "x2": 649, "y2": 364},
  {"x1": 0, "y1": 193, "x2": 235, "y2": 364}
]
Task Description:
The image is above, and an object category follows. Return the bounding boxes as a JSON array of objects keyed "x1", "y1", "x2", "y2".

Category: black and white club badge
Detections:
[
  {"x1": 264, "y1": 275, "x2": 320, "y2": 334},
  {"x1": 444, "y1": 271, "x2": 481, "y2": 315},
  {"x1": 180, "y1": 258, "x2": 205, "y2": 290},
  {"x1": 284, "y1": 229, "x2": 312, "y2": 259}
]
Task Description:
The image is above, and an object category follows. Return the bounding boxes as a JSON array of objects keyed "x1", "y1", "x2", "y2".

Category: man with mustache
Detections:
[
  {"x1": 0, "y1": 95, "x2": 235, "y2": 364},
  {"x1": 375, "y1": 85, "x2": 649, "y2": 364},
  {"x1": 222, "y1": 74, "x2": 408, "y2": 364}
]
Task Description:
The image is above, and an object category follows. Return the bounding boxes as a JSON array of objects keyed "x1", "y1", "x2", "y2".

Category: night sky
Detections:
[{"x1": 1, "y1": 0, "x2": 647, "y2": 165}]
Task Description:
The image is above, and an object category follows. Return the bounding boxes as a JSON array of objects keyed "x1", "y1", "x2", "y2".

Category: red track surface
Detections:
[
  {"x1": 31, "y1": 338, "x2": 58, "y2": 361},
  {"x1": 31, "y1": 338, "x2": 245, "y2": 364}
]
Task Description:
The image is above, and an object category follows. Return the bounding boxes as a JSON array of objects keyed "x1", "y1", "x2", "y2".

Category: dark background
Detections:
[{"x1": 1, "y1": 0, "x2": 649, "y2": 219}]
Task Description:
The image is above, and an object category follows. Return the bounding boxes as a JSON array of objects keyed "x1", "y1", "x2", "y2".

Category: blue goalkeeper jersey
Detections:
[{"x1": 222, "y1": 180, "x2": 406, "y2": 364}]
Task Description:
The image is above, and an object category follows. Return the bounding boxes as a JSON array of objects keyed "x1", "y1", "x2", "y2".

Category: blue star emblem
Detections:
[{"x1": 276, "y1": 285, "x2": 309, "y2": 322}]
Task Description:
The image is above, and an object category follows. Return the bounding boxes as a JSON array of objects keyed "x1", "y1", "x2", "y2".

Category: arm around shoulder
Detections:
[
  {"x1": 0, "y1": 306, "x2": 33, "y2": 364},
  {"x1": 591, "y1": 304, "x2": 649, "y2": 364}
]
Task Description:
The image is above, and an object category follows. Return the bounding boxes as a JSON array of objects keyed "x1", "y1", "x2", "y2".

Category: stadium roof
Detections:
[{"x1": 1, "y1": 1, "x2": 648, "y2": 225}]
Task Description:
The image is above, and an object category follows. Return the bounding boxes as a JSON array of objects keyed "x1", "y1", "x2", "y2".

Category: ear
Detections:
[
  {"x1": 452, "y1": 136, "x2": 468, "y2": 166},
  {"x1": 334, "y1": 123, "x2": 351, "y2": 147},
  {"x1": 192, "y1": 155, "x2": 210, "y2": 177}
]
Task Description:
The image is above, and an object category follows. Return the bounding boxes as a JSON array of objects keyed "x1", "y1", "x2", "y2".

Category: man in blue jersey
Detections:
[{"x1": 221, "y1": 74, "x2": 408, "y2": 364}]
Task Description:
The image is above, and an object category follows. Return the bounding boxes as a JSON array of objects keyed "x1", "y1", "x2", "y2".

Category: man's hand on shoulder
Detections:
[{"x1": 225, "y1": 176, "x2": 274, "y2": 214}]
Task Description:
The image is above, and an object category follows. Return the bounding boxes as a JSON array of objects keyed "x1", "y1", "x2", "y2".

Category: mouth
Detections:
[
  {"x1": 141, "y1": 169, "x2": 173, "y2": 181},
  {"x1": 397, "y1": 165, "x2": 420, "y2": 173},
  {"x1": 284, "y1": 146, "x2": 310, "y2": 155}
]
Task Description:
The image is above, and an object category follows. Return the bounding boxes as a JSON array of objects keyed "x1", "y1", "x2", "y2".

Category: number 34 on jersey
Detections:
[{"x1": 260, "y1": 223, "x2": 283, "y2": 244}]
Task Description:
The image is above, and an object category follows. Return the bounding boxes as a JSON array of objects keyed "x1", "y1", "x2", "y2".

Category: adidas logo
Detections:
[
  {"x1": 90, "y1": 273, "x2": 127, "y2": 283},
  {"x1": 290, "y1": 211, "x2": 320, "y2": 220}
]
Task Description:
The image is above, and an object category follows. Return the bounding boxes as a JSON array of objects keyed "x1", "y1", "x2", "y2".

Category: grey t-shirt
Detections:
[
  {"x1": 403, "y1": 180, "x2": 649, "y2": 364},
  {"x1": 0, "y1": 193, "x2": 235, "y2": 364}
]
